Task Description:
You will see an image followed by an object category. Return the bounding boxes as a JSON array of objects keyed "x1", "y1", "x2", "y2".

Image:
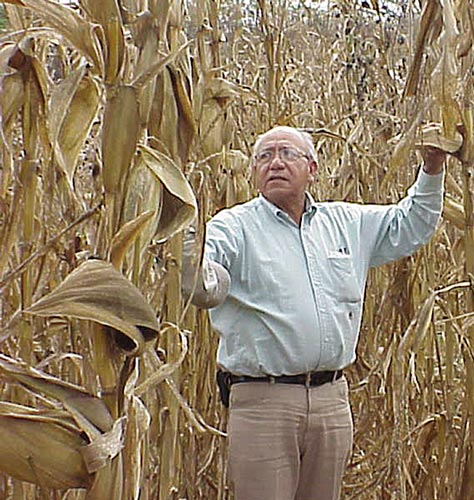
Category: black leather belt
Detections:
[{"x1": 226, "y1": 369, "x2": 343, "y2": 388}]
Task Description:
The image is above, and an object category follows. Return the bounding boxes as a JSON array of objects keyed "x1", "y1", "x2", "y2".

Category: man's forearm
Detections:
[{"x1": 182, "y1": 259, "x2": 231, "y2": 309}]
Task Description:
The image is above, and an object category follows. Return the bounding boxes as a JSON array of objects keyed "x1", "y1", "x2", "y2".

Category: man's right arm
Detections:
[
  {"x1": 182, "y1": 255, "x2": 231, "y2": 309},
  {"x1": 181, "y1": 225, "x2": 232, "y2": 309}
]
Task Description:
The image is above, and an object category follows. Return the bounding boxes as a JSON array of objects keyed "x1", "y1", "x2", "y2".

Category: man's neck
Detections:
[{"x1": 262, "y1": 194, "x2": 306, "y2": 225}]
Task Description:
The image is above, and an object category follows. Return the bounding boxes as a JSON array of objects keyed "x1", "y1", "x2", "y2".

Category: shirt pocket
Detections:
[{"x1": 326, "y1": 253, "x2": 361, "y2": 303}]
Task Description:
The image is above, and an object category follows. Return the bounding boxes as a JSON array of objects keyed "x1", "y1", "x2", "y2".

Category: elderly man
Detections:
[{"x1": 183, "y1": 125, "x2": 445, "y2": 500}]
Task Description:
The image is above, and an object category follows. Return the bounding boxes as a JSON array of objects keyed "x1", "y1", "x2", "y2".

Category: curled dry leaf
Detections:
[
  {"x1": 0, "y1": 44, "x2": 25, "y2": 136},
  {"x1": 138, "y1": 145, "x2": 197, "y2": 242},
  {"x1": 26, "y1": 260, "x2": 160, "y2": 355}
]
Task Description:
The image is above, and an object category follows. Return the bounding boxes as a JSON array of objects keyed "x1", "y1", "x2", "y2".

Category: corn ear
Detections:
[
  {"x1": 431, "y1": 0, "x2": 463, "y2": 141},
  {"x1": 168, "y1": 65, "x2": 197, "y2": 164},
  {"x1": 398, "y1": 292, "x2": 436, "y2": 357},
  {"x1": 0, "y1": 402, "x2": 91, "y2": 489},
  {"x1": 149, "y1": 68, "x2": 179, "y2": 158},
  {"x1": 443, "y1": 196, "x2": 466, "y2": 230}
]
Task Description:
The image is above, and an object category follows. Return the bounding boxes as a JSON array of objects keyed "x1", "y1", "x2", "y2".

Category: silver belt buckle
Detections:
[{"x1": 305, "y1": 372, "x2": 312, "y2": 388}]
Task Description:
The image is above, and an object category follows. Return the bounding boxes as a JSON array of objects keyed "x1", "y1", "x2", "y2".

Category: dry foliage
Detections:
[{"x1": 0, "y1": 0, "x2": 473, "y2": 499}]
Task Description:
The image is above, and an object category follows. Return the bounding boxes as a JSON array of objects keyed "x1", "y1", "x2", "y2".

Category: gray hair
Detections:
[{"x1": 252, "y1": 126, "x2": 318, "y2": 163}]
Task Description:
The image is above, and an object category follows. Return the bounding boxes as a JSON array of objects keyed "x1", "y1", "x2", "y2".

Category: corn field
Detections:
[{"x1": 0, "y1": 0, "x2": 473, "y2": 498}]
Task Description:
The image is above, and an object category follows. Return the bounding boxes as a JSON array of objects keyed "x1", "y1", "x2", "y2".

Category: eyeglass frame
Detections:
[{"x1": 253, "y1": 146, "x2": 312, "y2": 167}]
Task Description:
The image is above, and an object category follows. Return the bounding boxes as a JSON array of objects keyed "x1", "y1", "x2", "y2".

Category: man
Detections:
[{"x1": 183, "y1": 125, "x2": 446, "y2": 500}]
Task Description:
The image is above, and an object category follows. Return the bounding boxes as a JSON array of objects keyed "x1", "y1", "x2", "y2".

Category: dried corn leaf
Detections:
[
  {"x1": 48, "y1": 65, "x2": 100, "y2": 181},
  {"x1": 132, "y1": 40, "x2": 193, "y2": 90},
  {"x1": 0, "y1": 42, "x2": 18, "y2": 77},
  {"x1": 169, "y1": 65, "x2": 197, "y2": 164},
  {"x1": 26, "y1": 260, "x2": 160, "y2": 355},
  {"x1": 102, "y1": 85, "x2": 141, "y2": 195},
  {"x1": 135, "y1": 324, "x2": 188, "y2": 395},
  {"x1": 443, "y1": 195, "x2": 466, "y2": 229},
  {"x1": 415, "y1": 122, "x2": 463, "y2": 153},
  {"x1": 0, "y1": 353, "x2": 113, "y2": 433},
  {"x1": 80, "y1": 416, "x2": 126, "y2": 473},
  {"x1": 403, "y1": 0, "x2": 442, "y2": 98},
  {"x1": 431, "y1": 0, "x2": 463, "y2": 141},
  {"x1": 0, "y1": 45, "x2": 25, "y2": 136},
  {"x1": 138, "y1": 145, "x2": 197, "y2": 242},
  {"x1": 16, "y1": 0, "x2": 104, "y2": 72},
  {"x1": 80, "y1": 0, "x2": 125, "y2": 84},
  {"x1": 109, "y1": 210, "x2": 156, "y2": 269},
  {"x1": 86, "y1": 455, "x2": 123, "y2": 500},
  {"x1": 149, "y1": 68, "x2": 178, "y2": 158},
  {"x1": 398, "y1": 292, "x2": 436, "y2": 357},
  {"x1": 0, "y1": 402, "x2": 91, "y2": 489}
]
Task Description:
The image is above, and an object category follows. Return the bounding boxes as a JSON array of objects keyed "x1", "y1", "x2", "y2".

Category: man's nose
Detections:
[{"x1": 268, "y1": 154, "x2": 285, "y2": 168}]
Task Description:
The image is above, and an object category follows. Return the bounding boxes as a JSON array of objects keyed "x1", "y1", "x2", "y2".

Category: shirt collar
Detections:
[{"x1": 258, "y1": 192, "x2": 318, "y2": 220}]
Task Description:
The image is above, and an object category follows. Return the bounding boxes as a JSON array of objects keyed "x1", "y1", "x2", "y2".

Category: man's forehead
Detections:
[{"x1": 258, "y1": 130, "x2": 305, "y2": 148}]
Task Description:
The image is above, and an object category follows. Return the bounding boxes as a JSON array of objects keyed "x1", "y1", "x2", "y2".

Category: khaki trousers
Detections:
[{"x1": 227, "y1": 376, "x2": 353, "y2": 500}]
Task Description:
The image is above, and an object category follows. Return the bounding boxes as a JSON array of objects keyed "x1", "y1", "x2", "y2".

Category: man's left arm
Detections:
[{"x1": 366, "y1": 147, "x2": 446, "y2": 268}]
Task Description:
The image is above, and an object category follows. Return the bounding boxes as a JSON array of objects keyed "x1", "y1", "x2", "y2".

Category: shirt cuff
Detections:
[{"x1": 416, "y1": 166, "x2": 445, "y2": 191}]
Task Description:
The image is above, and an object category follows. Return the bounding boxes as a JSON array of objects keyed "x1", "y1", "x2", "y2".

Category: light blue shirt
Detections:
[{"x1": 205, "y1": 168, "x2": 444, "y2": 376}]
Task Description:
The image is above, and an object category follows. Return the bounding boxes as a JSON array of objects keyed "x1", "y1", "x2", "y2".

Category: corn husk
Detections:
[{"x1": 0, "y1": 402, "x2": 91, "y2": 489}]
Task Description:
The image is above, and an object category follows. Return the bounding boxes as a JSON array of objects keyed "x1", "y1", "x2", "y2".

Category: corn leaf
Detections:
[
  {"x1": 137, "y1": 145, "x2": 197, "y2": 242},
  {"x1": 48, "y1": 65, "x2": 100, "y2": 181},
  {"x1": 108, "y1": 210, "x2": 156, "y2": 269},
  {"x1": 16, "y1": 0, "x2": 104, "y2": 73},
  {"x1": 26, "y1": 260, "x2": 160, "y2": 355},
  {"x1": 102, "y1": 85, "x2": 141, "y2": 195}
]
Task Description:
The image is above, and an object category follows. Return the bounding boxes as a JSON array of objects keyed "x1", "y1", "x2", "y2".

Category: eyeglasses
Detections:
[{"x1": 254, "y1": 146, "x2": 310, "y2": 167}]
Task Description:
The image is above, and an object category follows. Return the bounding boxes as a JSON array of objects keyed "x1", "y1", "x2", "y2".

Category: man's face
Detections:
[{"x1": 254, "y1": 129, "x2": 316, "y2": 207}]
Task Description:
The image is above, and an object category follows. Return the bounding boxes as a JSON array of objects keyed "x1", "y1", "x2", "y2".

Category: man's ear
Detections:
[{"x1": 308, "y1": 160, "x2": 317, "y2": 182}]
